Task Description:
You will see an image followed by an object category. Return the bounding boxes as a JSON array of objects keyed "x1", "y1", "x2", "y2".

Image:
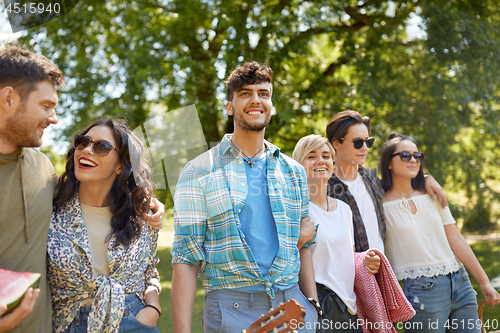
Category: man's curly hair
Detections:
[{"x1": 224, "y1": 61, "x2": 273, "y2": 100}]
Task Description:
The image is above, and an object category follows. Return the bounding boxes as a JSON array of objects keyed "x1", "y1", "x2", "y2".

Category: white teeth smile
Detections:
[
  {"x1": 315, "y1": 168, "x2": 327, "y2": 171},
  {"x1": 80, "y1": 159, "x2": 97, "y2": 167},
  {"x1": 247, "y1": 111, "x2": 262, "y2": 115}
]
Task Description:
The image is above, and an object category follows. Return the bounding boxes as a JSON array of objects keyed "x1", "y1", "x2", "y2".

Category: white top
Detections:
[
  {"x1": 81, "y1": 203, "x2": 112, "y2": 278},
  {"x1": 343, "y1": 174, "x2": 385, "y2": 253},
  {"x1": 383, "y1": 194, "x2": 461, "y2": 280},
  {"x1": 310, "y1": 199, "x2": 357, "y2": 313}
]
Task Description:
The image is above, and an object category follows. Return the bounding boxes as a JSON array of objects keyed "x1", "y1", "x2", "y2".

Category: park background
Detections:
[{"x1": 2, "y1": 0, "x2": 500, "y2": 331}]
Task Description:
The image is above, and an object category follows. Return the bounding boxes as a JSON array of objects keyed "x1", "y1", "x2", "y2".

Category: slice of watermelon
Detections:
[{"x1": 0, "y1": 268, "x2": 41, "y2": 314}]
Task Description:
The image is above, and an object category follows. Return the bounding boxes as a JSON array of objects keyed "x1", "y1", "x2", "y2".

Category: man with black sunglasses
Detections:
[
  {"x1": 324, "y1": 110, "x2": 447, "y2": 253},
  {"x1": 0, "y1": 47, "x2": 164, "y2": 333}
]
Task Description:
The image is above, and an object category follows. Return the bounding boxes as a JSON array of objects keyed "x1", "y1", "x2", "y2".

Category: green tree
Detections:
[{"x1": 15, "y1": 0, "x2": 500, "y2": 229}]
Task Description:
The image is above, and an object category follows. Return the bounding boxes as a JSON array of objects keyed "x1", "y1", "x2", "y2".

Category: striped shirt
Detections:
[{"x1": 171, "y1": 134, "x2": 313, "y2": 298}]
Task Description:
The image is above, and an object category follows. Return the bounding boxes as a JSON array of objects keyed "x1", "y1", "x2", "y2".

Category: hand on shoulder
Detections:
[
  {"x1": 145, "y1": 197, "x2": 165, "y2": 230},
  {"x1": 424, "y1": 175, "x2": 448, "y2": 208}
]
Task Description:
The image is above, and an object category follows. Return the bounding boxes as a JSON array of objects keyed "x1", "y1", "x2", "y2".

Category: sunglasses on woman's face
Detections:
[
  {"x1": 73, "y1": 135, "x2": 119, "y2": 157},
  {"x1": 342, "y1": 137, "x2": 375, "y2": 149},
  {"x1": 392, "y1": 150, "x2": 425, "y2": 163}
]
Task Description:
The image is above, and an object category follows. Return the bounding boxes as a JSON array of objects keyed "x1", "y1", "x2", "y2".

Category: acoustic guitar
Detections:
[{"x1": 242, "y1": 299, "x2": 306, "y2": 333}]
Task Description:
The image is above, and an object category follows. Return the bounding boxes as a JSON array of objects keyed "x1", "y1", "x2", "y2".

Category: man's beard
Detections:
[
  {"x1": 233, "y1": 107, "x2": 271, "y2": 132},
  {"x1": 0, "y1": 103, "x2": 40, "y2": 149}
]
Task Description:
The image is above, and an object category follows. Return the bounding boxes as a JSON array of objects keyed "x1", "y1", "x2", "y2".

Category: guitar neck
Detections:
[{"x1": 242, "y1": 299, "x2": 306, "y2": 333}]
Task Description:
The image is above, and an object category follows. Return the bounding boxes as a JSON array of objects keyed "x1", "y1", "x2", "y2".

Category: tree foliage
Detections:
[{"x1": 15, "y1": 0, "x2": 500, "y2": 229}]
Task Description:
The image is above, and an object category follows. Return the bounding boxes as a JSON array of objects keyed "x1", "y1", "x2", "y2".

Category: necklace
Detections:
[{"x1": 229, "y1": 139, "x2": 265, "y2": 168}]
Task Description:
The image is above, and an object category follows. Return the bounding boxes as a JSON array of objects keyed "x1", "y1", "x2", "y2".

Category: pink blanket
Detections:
[{"x1": 354, "y1": 249, "x2": 415, "y2": 333}]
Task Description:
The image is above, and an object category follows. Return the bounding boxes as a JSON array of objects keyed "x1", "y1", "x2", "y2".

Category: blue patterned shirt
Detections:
[
  {"x1": 47, "y1": 195, "x2": 161, "y2": 333},
  {"x1": 171, "y1": 134, "x2": 313, "y2": 298}
]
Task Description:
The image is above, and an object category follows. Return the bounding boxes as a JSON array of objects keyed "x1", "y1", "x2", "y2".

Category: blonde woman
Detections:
[{"x1": 293, "y1": 135, "x2": 379, "y2": 333}]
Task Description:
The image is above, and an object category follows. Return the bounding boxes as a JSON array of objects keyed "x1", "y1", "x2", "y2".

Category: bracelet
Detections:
[
  {"x1": 144, "y1": 304, "x2": 161, "y2": 317},
  {"x1": 307, "y1": 298, "x2": 323, "y2": 317}
]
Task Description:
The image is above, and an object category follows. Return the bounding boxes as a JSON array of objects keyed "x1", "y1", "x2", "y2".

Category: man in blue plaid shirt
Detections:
[{"x1": 171, "y1": 62, "x2": 320, "y2": 332}]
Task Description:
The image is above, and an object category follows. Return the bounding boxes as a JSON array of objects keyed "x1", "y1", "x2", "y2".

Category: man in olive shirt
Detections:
[{"x1": 0, "y1": 46, "x2": 64, "y2": 333}]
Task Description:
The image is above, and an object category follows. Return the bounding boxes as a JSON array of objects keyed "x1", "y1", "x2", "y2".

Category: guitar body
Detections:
[{"x1": 242, "y1": 299, "x2": 306, "y2": 333}]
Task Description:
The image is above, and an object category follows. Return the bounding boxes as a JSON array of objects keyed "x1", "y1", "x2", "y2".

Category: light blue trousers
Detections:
[{"x1": 203, "y1": 283, "x2": 318, "y2": 333}]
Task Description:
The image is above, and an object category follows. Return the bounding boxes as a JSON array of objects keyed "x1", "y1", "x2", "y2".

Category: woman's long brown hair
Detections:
[{"x1": 53, "y1": 119, "x2": 153, "y2": 246}]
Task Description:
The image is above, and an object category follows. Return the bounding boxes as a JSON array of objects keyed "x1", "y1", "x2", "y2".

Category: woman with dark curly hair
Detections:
[{"x1": 47, "y1": 119, "x2": 162, "y2": 333}]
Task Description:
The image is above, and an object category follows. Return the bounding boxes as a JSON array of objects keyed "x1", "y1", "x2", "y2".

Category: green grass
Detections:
[{"x1": 157, "y1": 241, "x2": 500, "y2": 333}]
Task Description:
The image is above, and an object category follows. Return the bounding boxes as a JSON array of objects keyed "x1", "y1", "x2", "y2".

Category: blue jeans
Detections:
[
  {"x1": 203, "y1": 283, "x2": 318, "y2": 333},
  {"x1": 63, "y1": 294, "x2": 160, "y2": 333},
  {"x1": 402, "y1": 267, "x2": 480, "y2": 333}
]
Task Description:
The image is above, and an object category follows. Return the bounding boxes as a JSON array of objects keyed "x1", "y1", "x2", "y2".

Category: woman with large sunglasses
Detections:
[
  {"x1": 47, "y1": 119, "x2": 162, "y2": 333},
  {"x1": 380, "y1": 133, "x2": 500, "y2": 333}
]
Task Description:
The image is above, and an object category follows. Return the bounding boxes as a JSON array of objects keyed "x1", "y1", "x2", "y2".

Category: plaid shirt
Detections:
[
  {"x1": 171, "y1": 134, "x2": 312, "y2": 298},
  {"x1": 327, "y1": 165, "x2": 386, "y2": 252}
]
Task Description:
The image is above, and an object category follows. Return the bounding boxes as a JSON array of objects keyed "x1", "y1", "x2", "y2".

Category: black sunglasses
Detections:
[
  {"x1": 342, "y1": 137, "x2": 375, "y2": 149},
  {"x1": 392, "y1": 150, "x2": 425, "y2": 163},
  {"x1": 73, "y1": 135, "x2": 120, "y2": 157}
]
